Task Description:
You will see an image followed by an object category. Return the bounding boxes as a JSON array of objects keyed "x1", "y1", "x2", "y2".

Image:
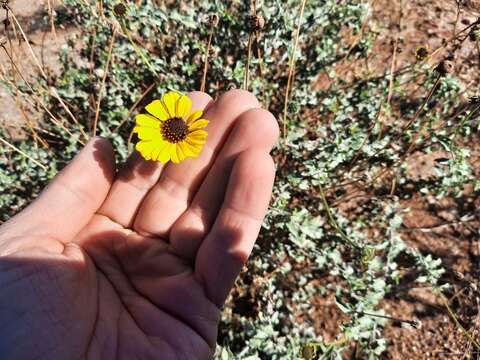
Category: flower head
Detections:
[
  {"x1": 415, "y1": 45, "x2": 430, "y2": 61},
  {"x1": 246, "y1": 14, "x2": 265, "y2": 32},
  {"x1": 113, "y1": 3, "x2": 127, "y2": 17},
  {"x1": 434, "y1": 59, "x2": 454, "y2": 76},
  {"x1": 299, "y1": 343, "x2": 318, "y2": 360},
  {"x1": 134, "y1": 91, "x2": 209, "y2": 163}
]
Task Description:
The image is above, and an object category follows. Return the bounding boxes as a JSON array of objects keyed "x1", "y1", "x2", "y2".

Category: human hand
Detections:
[{"x1": 0, "y1": 90, "x2": 279, "y2": 360}]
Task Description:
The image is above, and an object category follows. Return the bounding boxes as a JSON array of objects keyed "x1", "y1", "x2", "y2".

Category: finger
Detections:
[
  {"x1": 98, "y1": 91, "x2": 213, "y2": 228},
  {"x1": 134, "y1": 89, "x2": 261, "y2": 237},
  {"x1": 194, "y1": 149, "x2": 275, "y2": 307},
  {"x1": 169, "y1": 108, "x2": 279, "y2": 260},
  {"x1": 0, "y1": 137, "x2": 115, "y2": 243}
]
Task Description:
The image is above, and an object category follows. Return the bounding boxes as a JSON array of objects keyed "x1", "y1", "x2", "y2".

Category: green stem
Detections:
[{"x1": 121, "y1": 23, "x2": 158, "y2": 75}]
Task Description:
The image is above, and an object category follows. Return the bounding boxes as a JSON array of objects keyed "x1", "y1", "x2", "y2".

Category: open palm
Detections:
[{"x1": 0, "y1": 90, "x2": 279, "y2": 360}]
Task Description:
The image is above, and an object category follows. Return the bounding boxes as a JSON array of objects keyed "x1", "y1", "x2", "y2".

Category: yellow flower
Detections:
[{"x1": 134, "y1": 91, "x2": 209, "y2": 163}]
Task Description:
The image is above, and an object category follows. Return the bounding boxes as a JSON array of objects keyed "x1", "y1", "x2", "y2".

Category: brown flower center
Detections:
[{"x1": 161, "y1": 117, "x2": 189, "y2": 143}]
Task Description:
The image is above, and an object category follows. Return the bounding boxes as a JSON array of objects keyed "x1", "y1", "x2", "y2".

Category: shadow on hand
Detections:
[
  {"x1": 0, "y1": 252, "x2": 96, "y2": 359},
  {"x1": 91, "y1": 136, "x2": 160, "y2": 183},
  {"x1": 116, "y1": 151, "x2": 161, "y2": 182}
]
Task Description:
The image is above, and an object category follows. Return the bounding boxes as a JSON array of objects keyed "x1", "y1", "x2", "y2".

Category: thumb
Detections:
[{"x1": 0, "y1": 137, "x2": 116, "y2": 243}]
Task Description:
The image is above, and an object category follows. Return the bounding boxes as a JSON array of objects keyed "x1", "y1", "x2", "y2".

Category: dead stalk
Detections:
[
  {"x1": 113, "y1": 82, "x2": 156, "y2": 133},
  {"x1": 476, "y1": 40, "x2": 480, "y2": 70},
  {"x1": 282, "y1": 0, "x2": 307, "y2": 144},
  {"x1": 50, "y1": 88, "x2": 89, "y2": 141},
  {"x1": 200, "y1": 30, "x2": 214, "y2": 93},
  {"x1": 92, "y1": 29, "x2": 117, "y2": 137},
  {"x1": 440, "y1": 292, "x2": 480, "y2": 351},
  {"x1": 387, "y1": 39, "x2": 398, "y2": 105},
  {"x1": 404, "y1": 75, "x2": 442, "y2": 152},
  {"x1": 243, "y1": 0, "x2": 257, "y2": 91},
  {"x1": 0, "y1": 136, "x2": 47, "y2": 170},
  {"x1": 7, "y1": 7, "x2": 48, "y2": 79},
  {"x1": 0, "y1": 44, "x2": 82, "y2": 143},
  {"x1": 254, "y1": 29, "x2": 266, "y2": 104},
  {"x1": 46, "y1": 0, "x2": 58, "y2": 39},
  {"x1": 243, "y1": 33, "x2": 253, "y2": 90},
  {"x1": 453, "y1": 1, "x2": 460, "y2": 38},
  {"x1": 18, "y1": 101, "x2": 49, "y2": 149}
]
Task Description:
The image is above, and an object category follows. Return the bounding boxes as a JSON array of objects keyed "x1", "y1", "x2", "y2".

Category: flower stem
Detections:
[
  {"x1": 282, "y1": 0, "x2": 307, "y2": 144},
  {"x1": 200, "y1": 30, "x2": 214, "y2": 93},
  {"x1": 93, "y1": 29, "x2": 117, "y2": 137}
]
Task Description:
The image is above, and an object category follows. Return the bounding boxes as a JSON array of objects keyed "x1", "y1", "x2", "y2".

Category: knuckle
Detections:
[
  {"x1": 187, "y1": 90, "x2": 213, "y2": 102},
  {"x1": 234, "y1": 108, "x2": 280, "y2": 144},
  {"x1": 218, "y1": 89, "x2": 260, "y2": 108}
]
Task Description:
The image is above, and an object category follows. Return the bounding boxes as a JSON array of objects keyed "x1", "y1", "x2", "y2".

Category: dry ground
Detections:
[
  {"x1": 310, "y1": 1, "x2": 480, "y2": 359},
  {"x1": 0, "y1": 0, "x2": 73, "y2": 136}
]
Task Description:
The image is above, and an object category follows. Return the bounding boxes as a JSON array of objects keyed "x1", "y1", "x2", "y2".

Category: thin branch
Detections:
[
  {"x1": 7, "y1": 7, "x2": 48, "y2": 79},
  {"x1": 0, "y1": 44, "x2": 82, "y2": 143},
  {"x1": 200, "y1": 30, "x2": 214, "y2": 92},
  {"x1": 50, "y1": 88, "x2": 89, "y2": 141},
  {"x1": 282, "y1": 0, "x2": 307, "y2": 144},
  {"x1": 387, "y1": 39, "x2": 398, "y2": 105},
  {"x1": 243, "y1": 33, "x2": 253, "y2": 90},
  {"x1": 46, "y1": 0, "x2": 58, "y2": 40},
  {"x1": 113, "y1": 82, "x2": 156, "y2": 133},
  {"x1": 92, "y1": 29, "x2": 117, "y2": 137},
  {"x1": 440, "y1": 292, "x2": 480, "y2": 351},
  {"x1": 0, "y1": 136, "x2": 47, "y2": 170}
]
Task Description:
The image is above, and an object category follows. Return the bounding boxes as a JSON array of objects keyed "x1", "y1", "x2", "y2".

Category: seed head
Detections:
[
  {"x1": 415, "y1": 45, "x2": 430, "y2": 61},
  {"x1": 205, "y1": 13, "x2": 219, "y2": 27},
  {"x1": 113, "y1": 3, "x2": 127, "y2": 17},
  {"x1": 299, "y1": 343, "x2": 317, "y2": 360},
  {"x1": 246, "y1": 14, "x2": 265, "y2": 32},
  {"x1": 469, "y1": 27, "x2": 480, "y2": 42},
  {"x1": 435, "y1": 60, "x2": 454, "y2": 76},
  {"x1": 208, "y1": 46, "x2": 218, "y2": 59},
  {"x1": 461, "y1": 0, "x2": 480, "y2": 12},
  {"x1": 469, "y1": 96, "x2": 480, "y2": 105}
]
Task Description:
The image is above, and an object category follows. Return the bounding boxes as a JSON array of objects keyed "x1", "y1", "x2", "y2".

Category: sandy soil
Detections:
[
  {"x1": 0, "y1": 0, "x2": 73, "y2": 134},
  {"x1": 311, "y1": 1, "x2": 480, "y2": 359}
]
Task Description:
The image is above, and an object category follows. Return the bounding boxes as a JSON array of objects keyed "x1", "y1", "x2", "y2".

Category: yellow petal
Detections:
[
  {"x1": 188, "y1": 119, "x2": 209, "y2": 131},
  {"x1": 177, "y1": 95, "x2": 193, "y2": 119},
  {"x1": 171, "y1": 145, "x2": 180, "y2": 164},
  {"x1": 179, "y1": 141, "x2": 200, "y2": 157},
  {"x1": 176, "y1": 143, "x2": 186, "y2": 162},
  {"x1": 136, "y1": 141, "x2": 156, "y2": 160},
  {"x1": 188, "y1": 130, "x2": 208, "y2": 139},
  {"x1": 145, "y1": 100, "x2": 169, "y2": 121},
  {"x1": 135, "y1": 114, "x2": 161, "y2": 128},
  {"x1": 134, "y1": 126, "x2": 160, "y2": 141},
  {"x1": 186, "y1": 137, "x2": 206, "y2": 146},
  {"x1": 158, "y1": 143, "x2": 174, "y2": 163},
  {"x1": 187, "y1": 110, "x2": 203, "y2": 125},
  {"x1": 151, "y1": 141, "x2": 169, "y2": 161},
  {"x1": 162, "y1": 91, "x2": 181, "y2": 118}
]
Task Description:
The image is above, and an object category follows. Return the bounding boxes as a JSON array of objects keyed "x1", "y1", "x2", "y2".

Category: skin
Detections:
[{"x1": 0, "y1": 90, "x2": 279, "y2": 360}]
